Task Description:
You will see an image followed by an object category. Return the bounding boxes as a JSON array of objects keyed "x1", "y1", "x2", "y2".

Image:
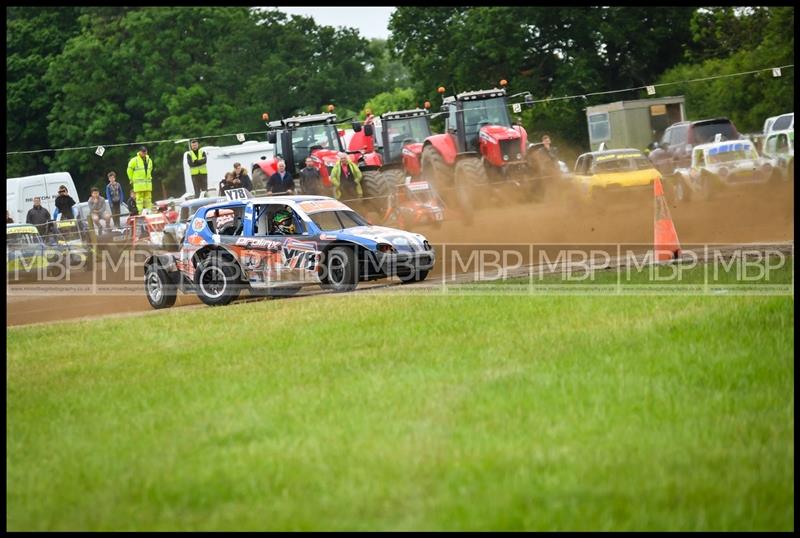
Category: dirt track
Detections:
[{"x1": 7, "y1": 181, "x2": 793, "y2": 327}]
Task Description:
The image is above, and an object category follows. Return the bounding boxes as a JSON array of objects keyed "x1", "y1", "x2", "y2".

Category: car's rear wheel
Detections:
[
  {"x1": 194, "y1": 252, "x2": 242, "y2": 306},
  {"x1": 145, "y1": 263, "x2": 178, "y2": 309},
  {"x1": 321, "y1": 246, "x2": 358, "y2": 292}
]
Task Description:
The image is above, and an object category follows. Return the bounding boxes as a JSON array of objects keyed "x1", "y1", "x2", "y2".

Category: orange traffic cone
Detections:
[{"x1": 654, "y1": 177, "x2": 681, "y2": 261}]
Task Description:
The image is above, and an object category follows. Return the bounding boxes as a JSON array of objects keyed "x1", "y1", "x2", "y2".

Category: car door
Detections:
[{"x1": 241, "y1": 203, "x2": 319, "y2": 287}]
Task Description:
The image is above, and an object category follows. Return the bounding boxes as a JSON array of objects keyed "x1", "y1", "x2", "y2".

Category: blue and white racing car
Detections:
[{"x1": 144, "y1": 191, "x2": 436, "y2": 308}]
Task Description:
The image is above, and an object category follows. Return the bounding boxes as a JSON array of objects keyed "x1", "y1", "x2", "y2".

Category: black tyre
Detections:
[
  {"x1": 421, "y1": 145, "x2": 453, "y2": 199},
  {"x1": 379, "y1": 168, "x2": 406, "y2": 187},
  {"x1": 398, "y1": 268, "x2": 429, "y2": 284},
  {"x1": 699, "y1": 172, "x2": 715, "y2": 202},
  {"x1": 454, "y1": 157, "x2": 489, "y2": 215},
  {"x1": 145, "y1": 263, "x2": 178, "y2": 309},
  {"x1": 361, "y1": 170, "x2": 392, "y2": 213},
  {"x1": 251, "y1": 167, "x2": 269, "y2": 191},
  {"x1": 321, "y1": 246, "x2": 358, "y2": 292},
  {"x1": 673, "y1": 176, "x2": 691, "y2": 203},
  {"x1": 194, "y1": 251, "x2": 242, "y2": 306}
]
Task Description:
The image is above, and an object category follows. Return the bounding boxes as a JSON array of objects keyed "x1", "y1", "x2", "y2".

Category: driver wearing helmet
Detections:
[{"x1": 272, "y1": 209, "x2": 296, "y2": 235}]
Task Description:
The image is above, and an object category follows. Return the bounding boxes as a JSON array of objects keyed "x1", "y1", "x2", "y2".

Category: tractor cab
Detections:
[
  {"x1": 266, "y1": 113, "x2": 347, "y2": 182},
  {"x1": 380, "y1": 109, "x2": 433, "y2": 168}
]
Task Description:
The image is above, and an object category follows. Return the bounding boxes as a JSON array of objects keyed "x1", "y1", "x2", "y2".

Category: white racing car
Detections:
[{"x1": 143, "y1": 191, "x2": 436, "y2": 308}]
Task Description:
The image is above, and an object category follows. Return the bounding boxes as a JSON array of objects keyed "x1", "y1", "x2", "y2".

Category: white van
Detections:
[
  {"x1": 6, "y1": 172, "x2": 80, "y2": 224},
  {"x1": 181, "y1": 140, "x2": 275, "y2": 196},
  {"x1": 763, "y1": 112, "x2": 794, "y2": 136}
]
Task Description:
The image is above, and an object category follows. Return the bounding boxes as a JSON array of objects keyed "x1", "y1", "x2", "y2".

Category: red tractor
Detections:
[
  {"x1": 420, "y1": 81, "x2": 541, "y2": 216},
  {"x1": 255, "y1": 110, "x2": 391, "y2": 211}
]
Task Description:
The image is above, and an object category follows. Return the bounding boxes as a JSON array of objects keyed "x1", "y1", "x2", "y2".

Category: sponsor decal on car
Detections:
[
  {"x1": 191, "y1": 218, "x2": 205, "y2": 232},
  {"x1": 298, "y1": 199, "x2": 350, "y2": 213}
]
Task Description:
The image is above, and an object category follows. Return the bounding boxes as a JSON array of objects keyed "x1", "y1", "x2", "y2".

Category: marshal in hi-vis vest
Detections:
[
  {"x1": 189, "y1": 148, "x2": 208, "y2": 175},
  {"x1": 127, "y1": 154, "x2": 154, "y2": 192}
]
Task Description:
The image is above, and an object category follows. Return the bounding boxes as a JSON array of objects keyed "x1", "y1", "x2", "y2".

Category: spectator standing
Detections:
[
  {"x1": 266, "y1": 160, "x2": 295, "y2": 195},
  {"x1": 232, "y1": 162, "x2": 253, "y2": 191},
  {"x1": 26, "y1": 196, "x2": 52, "y2": 237},
  {"x1": 127, "y1": 145, "x2": 154, "y2": 211},
  {"x1": 126, "y1": 191, "x2": 139, "y2": 216},
  {"x1": 187, "y1": 139, "x2": 208, "y2": 198},
  {"x1": 105, "y1": 171, "x2": 125, "y2": 227},
  {"x1": 53, "y1": 184, "x2": 77, "y2": 221},
  {"x1": 330, "y1": 153, "x2": 362, "y2": 200},
  {"x1": 298, "y1": 157, "x2": 323, "y2": 195}
]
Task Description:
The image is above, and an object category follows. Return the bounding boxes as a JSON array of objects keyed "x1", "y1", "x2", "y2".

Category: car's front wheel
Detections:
[
  {"x1": 194, "y1": 252, "x2": 242, "y2": 306},
  {"x1": 145, "y1": 263, "x2": 178, "y2": 309},
  {"x1": 321, "y1": 246, "x2": 358, "y2": 292}
]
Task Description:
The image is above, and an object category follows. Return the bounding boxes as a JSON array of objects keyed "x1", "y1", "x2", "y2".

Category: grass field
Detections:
[{"x1": 6, "y1": 259, "x2": 794, "y2": 530}]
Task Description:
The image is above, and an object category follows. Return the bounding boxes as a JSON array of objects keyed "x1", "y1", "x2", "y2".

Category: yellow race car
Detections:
[{"x1": 570, "y1": 148, "x2": 661, "y2": 206}]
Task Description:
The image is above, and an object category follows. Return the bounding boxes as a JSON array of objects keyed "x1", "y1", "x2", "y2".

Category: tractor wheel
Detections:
[
  {"x1": 251, "y1": 167, "x2": 268, "y2": 191},
  {"x1": 421, "y1": 145, "x2": 453, "y2": 199},
  {"x1": 379, "y1": 168, "x2": 406, "y2": 187},
  {"x1": 194, "y1": 251, "x2": 243, "y2": 306},
  {"x1": 361, "y1": 170, "x2": 392, "y2": 213},
  {"x1": 145, "y1": 263, "x2": 178, "y2": 309},
  {"x1": 454, "y1": 157, "x2": 489, "y2": 217}
]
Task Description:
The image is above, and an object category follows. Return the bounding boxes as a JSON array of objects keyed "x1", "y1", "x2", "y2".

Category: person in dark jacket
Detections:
[
  {"x1": 53, "y1": 184, "x2": 77, "y2": 220},
  {"x1": 232, "y1": 162, "x2": 253, "y2": 191},
  {"x1": 126, "y1": 191, "x2": 139, "y2": 217},
  {"x1": 26, "y1": 197, "x2": 52, "y2": 237},
  {"x1": 298, "y1": 157, "x2": 323, "y2": 195},
  {"x1": 105, "y1": 171, "x2": 125, "y2": 227},
  {"x1": 218, "y1": 172, "x2": 240, "y2": 195},
  {"x1": 266, "y1": 160, "x2": 295, "y2": 195}
]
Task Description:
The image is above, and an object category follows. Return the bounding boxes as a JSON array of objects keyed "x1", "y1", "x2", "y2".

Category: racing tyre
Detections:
[
  {"x1": 361, "y1": 170, "x2": 392, "y2": 213},
  {"x1": 194, "y1": 251, "x2": 242, "y2": 306},
  {"x1": 422, "y1": 145, "x2": 453, "y2": 200},
  {"x1": 454, "y1": 157, "x2": 489, "y2": 217},
  {"x1": 379, "y1": 168, "x2": 406, "y2": 187},
  {"x1": 145, "y1": 263, "x2": 178, "y2": 309},
  {"x1": 673, "y1": 176, "x2": 691, "y2": 203},
  {"x1": 398, "y1": 268, "x2": 429, "y2": 284},
  {"x1": 699, "y1": 172, "x2": 715, "y2": 202},
  {"x1": 251, "y1": 167, "x2": 269, "y2": 191},
  {"x1": 321, "y1": 246, "x2": 358, "y2": 292}
]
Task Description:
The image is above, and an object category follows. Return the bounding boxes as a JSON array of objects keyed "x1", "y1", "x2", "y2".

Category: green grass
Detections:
[{"x1": 6, "y1": 260, "x2": 794, "y2": 530}]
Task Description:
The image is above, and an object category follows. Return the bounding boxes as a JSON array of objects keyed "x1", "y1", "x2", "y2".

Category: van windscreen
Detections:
[{"x1": 692, "y1": 121, "x2": 738, "y2": 144}]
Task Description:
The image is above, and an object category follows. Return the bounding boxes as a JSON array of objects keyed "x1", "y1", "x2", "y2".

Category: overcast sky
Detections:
[{"x1": 270, "y1": 6, "x2": 395, "y2": 40}]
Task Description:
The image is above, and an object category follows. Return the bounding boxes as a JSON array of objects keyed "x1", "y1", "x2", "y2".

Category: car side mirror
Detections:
[
  {"x1": 364, "y1": 124, "x2": 374, "y2": 137},
  {"x1": 352, "y1": 121, "x2": 363, "y2": 133},
  {"x1": 267, "y1": 131, "x2": 277, "y2": 144}
]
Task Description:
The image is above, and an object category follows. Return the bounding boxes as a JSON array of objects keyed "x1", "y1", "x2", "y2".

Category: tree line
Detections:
[{"x1": 6, "y1": 6, "x2": 794, "y2": 198}]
